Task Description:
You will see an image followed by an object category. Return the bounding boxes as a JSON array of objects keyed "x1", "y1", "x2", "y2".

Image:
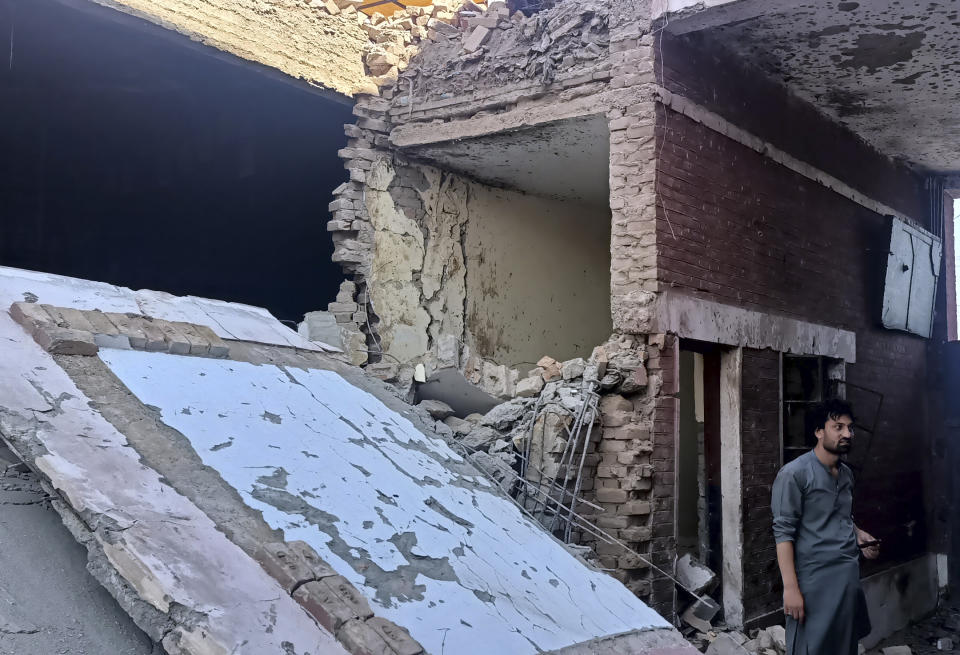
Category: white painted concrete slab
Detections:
[
  {"x1": 0, "y1": 293, "x2": 346, "y2": 653},
  {"x1": 100, "y1": 349, "x2": 670, "y2": 655},
  {"x1": 0, "y1": 266, "x2": 333, "y2": 352}
]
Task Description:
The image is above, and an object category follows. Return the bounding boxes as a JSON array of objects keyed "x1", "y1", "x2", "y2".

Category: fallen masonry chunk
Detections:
[
  {"x1": 418, "y1": 399, "x2": 455, "y2": 420},
  {"x1": 459, "y1": 425, "x2": 500, "y2": 451},
  {"x1": 938, "y1": 638, "x2": 955, "y2": 650},
  {"x1": 481, "y1": 399, "x2": 529, "y2": 430},
  {"x1": 468, "y1": 450, "x2": 515, "y2": 484},
  {"x1": 515, "y1": 375, "x2": 544, "y2": 398},
  {"x1": 561, "y1": 357, "x2": 586, "y2": 380},
  {"x1": 705, "y1": 633, "x2": 751, "y2": 655},
  {"x1": 684, "y1": 595, "x2": 720, "y2": 626},
  {"x1": 34, "y1": 327, "x2": 98, "y2": 355},
  {"x1": 676, "y1": 553, "x2": 718, "y2": 595},
  {"x1": 9, "y1": 301, "x2": 55, "y2": 334},
  {"x1": 766, "y1": 625, "x2": 787, "y2": 652},
  {"x1": 443, "y1": 415, "x2": 474, "y2": 435},
  {"x1": 679, "y1": 603, "x2": 711, "y2": 633}
]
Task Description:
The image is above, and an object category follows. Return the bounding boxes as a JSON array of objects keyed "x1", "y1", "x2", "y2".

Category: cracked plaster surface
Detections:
[
  {"x1": 0, "y1": 271, "x2": 346, "y2": 655},
  {"x1": 365, "y1": 159, "x2": 469, "y2": 366},
  {"x1": 100, "y1": 348, "x2": 669, "y2": 655}
]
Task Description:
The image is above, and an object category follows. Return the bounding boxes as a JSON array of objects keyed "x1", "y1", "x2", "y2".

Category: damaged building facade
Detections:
[
  {"x1": 312, "y1": 0, "x2": 958, "y2": 638},
  {"x1": 1, "y1": 0, "x2": 959, "y2": 651}
]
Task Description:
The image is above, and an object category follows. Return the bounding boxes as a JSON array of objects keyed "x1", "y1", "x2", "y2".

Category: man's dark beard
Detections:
[{"x1": 825, "y1": 439, "x2": 852, "y2": 454}]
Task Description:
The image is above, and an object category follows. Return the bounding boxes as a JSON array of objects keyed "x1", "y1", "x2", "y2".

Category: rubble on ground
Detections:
[
  {"x1": 688, "y1": 624, "x2": 788, "y2": 655},
  {"x1": 864, "y1": 604, "x2": 960, "y2": 654}
]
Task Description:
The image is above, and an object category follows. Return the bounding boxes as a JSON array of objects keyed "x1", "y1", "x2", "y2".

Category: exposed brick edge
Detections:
[
  {"x1": 256, "y1": 541, "x2": 424, "y2": 655},
  {"x1": 8, "y1": 302, "x2": 230, "y2": 358}
]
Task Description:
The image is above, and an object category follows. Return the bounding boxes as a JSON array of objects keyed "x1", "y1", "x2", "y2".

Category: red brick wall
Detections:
[
  {"x1": 651, "y1": 335, "x2": 680, "y2": 615},
  {"x1": 653, "y1": 38, "x2": 936, "y2": 623},
  {"x1": 740, "y1": 348, "x2": 782, "y2": 621},
  {"x1": 657, "y1": 31, "x2": 932, "y2": 224}
]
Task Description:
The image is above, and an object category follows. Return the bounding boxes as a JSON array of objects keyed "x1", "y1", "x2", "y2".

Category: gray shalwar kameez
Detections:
[{"x1": 771, "y1": 450, "x2": 871, "y2": 655}]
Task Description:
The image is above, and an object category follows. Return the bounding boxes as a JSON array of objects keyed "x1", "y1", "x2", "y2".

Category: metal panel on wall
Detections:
[{"x1": 882, "y1": 218, "x2": 942, "y2": 338}]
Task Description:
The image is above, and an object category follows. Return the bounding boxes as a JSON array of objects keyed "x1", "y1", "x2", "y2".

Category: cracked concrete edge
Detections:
[
  {"x1": 57, "y1": 347, "x2": 430, "y2": 655},
  {"x1": 544, "y1": 626, "x2": 699, "y2": 654},
  {"x1": 32, "y1": 483, "x2": 180, "y2": 647},
  {"x1": 0, "y1": 420, "x2": 206, "y2": 653}
]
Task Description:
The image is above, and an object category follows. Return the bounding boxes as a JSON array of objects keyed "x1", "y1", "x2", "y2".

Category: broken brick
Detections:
[
  {"x1": 293, "y1": 577, "x2": 372, "y2": 634},
  {"x1": 8, "y1": 302, "x2": 55, "y2": 335},
  {"x1": 365, "y1": 617, "x2": 423, "y2": 655},
  {"x1": 255, "y1": 542, "x2": 317, "y2": 593},
  {"x1": 34, "y1": 327, "x2": 98, "y2": 356},
  {"x1": 337, "y1": 619, "x2": 397, "y2": 655}
]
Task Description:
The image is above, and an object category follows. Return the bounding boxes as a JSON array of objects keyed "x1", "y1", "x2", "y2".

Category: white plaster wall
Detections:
[{"x1": 464, "y1": 185, "x2": 612, "y2": 368}]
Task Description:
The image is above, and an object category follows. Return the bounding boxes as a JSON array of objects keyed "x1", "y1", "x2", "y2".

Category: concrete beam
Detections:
[
  {"x1": 390, "y1": 83, "x2": 653, "y2": 148},
  {"x1": 652, "y1": 290, "x2": 857, "y2": 363},
  {"x1": 651, "y1": 0, "x2": 800, "y2": 35}
]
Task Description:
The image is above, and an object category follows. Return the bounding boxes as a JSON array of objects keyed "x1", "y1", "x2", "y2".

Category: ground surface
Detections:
[
  {"x1": 0, "y1": 444, "x2": 155, "y2": 655},
  {"x1": 865, "y1": 603, "x2": 960, "y2": 654}
]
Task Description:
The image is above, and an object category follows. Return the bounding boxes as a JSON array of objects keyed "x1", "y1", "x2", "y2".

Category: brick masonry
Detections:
[
  {"x1": 9, "y1": 302, "x2": 230, "y2": 359},
  {"x1": 653, "y1": 33, "x2": 936, "y2": 623}
]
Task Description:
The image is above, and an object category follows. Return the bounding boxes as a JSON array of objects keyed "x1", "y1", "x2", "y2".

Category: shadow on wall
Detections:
[{"x1": 0, "y1": 0, "x2": 353, "y2": 322}]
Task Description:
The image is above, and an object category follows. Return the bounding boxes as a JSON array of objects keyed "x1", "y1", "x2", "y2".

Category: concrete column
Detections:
[{"x1": 719, "y1": 346, "x2": 744, "y2": 626}]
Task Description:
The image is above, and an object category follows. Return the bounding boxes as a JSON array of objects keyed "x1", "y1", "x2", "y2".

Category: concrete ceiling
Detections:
[
  {"x1": 667, "y1": 0, "x2": 960, "y2": 174},
  {"x1": 406, "y1": 116, "x2": 610, "y2": 205}
]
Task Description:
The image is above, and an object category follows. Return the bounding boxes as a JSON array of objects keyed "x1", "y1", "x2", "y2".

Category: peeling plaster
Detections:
[
  {"x1": 366, "y1": 159, "x2": 432, "y2": 363},
  {"x1": 99, "y1": 349, "x2": 669, "y2": 655}
]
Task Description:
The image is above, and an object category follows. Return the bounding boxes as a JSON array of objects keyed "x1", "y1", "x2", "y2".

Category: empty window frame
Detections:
[{"x1": 781, "y1": 355, "x2": 844, "y2": 464}]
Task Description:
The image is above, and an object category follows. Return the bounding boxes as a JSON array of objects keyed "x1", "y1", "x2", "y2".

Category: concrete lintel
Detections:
[
  {"x1": 719, "y1": 347, "x2": 744, "y2": 628},
  {"x1": 653, "y1": 290, "x2": 857, "y2": 363},
  {"x1": 392, "y1": 100, "x2": 600, "y2": 148},
  {"x1": 651, "y1": 0, "x2": 797, "y2": 35},
  {"x1": 391, "y1": 86, "x2": 651, "y2": 148}
]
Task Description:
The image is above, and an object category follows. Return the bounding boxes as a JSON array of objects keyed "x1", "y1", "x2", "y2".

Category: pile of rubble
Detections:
[
  {"x1": 389, "y1": 0, "x2": 611, "y2": 104},
  {"x1": 689, "y1": 626, "x2": 789, "y2": 655},
  {"x1": 412, "y1": 335, "x2": 654, "y2": 533},
  {"x1": 310, "y1": 0, "x2": 520, "y2": 87}
]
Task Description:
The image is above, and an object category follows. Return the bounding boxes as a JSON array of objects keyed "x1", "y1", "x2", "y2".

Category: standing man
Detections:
[{"x1": 772, "y1": 398, "x2": 880, "y2": 655}]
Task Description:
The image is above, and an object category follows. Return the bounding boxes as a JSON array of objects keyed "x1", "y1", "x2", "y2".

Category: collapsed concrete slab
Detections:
[{"x1": 0, "y1": 266, "x2": 696, "y2": 654}]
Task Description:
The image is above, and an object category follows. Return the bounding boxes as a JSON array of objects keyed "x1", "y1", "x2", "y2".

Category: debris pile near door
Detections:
[
  {"x1": 864, "y1": 603, "x2": 960, "y2": 654},
  {"x1": 690, "y1": 625, "x2": 788, "y2": 655}
]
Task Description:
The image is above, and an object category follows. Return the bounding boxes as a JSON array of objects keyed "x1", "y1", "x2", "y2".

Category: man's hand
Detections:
[
  {"x1": 784, "y1": 585, "x2": 805, "y2": 623},
  {"x1": 857, "y1": 528, "x2": 880, "y2": 560}
]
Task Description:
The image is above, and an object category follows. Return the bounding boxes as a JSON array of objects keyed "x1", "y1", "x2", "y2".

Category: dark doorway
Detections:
[
  {"x1": 678, "y1": 341, "x2": 723, "y2": 603},
  {"x1": 0, "y1": 0, "x2": 353, "y2": 323}
]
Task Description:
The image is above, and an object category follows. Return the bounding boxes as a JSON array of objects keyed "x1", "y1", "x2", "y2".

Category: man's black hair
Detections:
[{"x1": 809, "y1": 398, "x2": 856, "y2": 434}]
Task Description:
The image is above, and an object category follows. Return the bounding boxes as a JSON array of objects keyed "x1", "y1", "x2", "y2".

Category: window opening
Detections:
[{"x1": 781, "y1": 355, "x2": 843, "y2": 464}]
